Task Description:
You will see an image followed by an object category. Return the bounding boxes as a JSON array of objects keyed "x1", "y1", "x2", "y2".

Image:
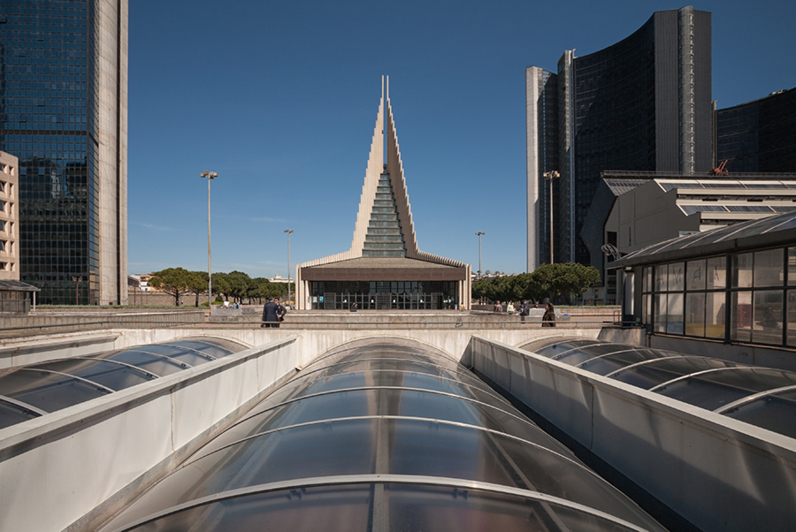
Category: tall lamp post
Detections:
[
  {"x1": 284, "y1": 229, "x2": 294, "y2": 306},
  {"x1": 200, "y1": 171, "x2": 217, "y2": 313},
  {"x1": 543, "y1": 171, "x2": 560, "y2": 264},
  {"x1": 475, "y1": 232, "x2": 485, "y2": 279}
]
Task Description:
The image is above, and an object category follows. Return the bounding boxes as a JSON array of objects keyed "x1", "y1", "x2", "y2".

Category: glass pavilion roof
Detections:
[
  {"x1": 0, "y1": 338, "x2": 242, "y2": 430},
  {"x1": 97, "y1": 338, "x2": 665, "y2": 532},
  {"x1": 609, "y1": 211, "x2": 796, "y2": 268},
  {"x1": 521, "y1": 337, "x2": 796, "y2": 439}
]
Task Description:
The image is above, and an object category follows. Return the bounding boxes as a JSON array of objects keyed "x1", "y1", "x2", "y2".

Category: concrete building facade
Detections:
[
  {"x1": 0, "y1": 0, "x2": 128, "y2": 305},
  {"x1": 0, "y1": 151, "x2": 19, "y2": 281}
]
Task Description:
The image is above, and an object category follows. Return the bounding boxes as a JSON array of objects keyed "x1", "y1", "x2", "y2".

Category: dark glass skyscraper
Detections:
[
  {"x1": 0, "y1": 0, "x2": 127, "y2": 305},
  {"x1": 716, "y1": 88, "x2": 796, "y2": 173},
  {"x1": 526, "y1": 6, "x2": 712, "y2": 271}
]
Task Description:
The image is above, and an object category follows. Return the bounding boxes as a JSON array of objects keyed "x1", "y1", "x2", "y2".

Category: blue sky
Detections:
[{"x1": 128, "y1": 0, "x2": 796, "y2": 278}]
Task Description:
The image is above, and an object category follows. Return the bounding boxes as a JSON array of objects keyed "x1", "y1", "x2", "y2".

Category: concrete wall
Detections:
[
  {"x1": 0, "y1": 337, "x2": 297, "y2": 532},
  {"x1": 0, "y1": 334, "x2": 118, "y2": 370},
  {"x1": 468, "y1": 336, "x2": 796, "y2": 532}
]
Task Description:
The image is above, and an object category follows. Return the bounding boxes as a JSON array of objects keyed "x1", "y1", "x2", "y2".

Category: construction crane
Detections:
[{"x1": 709, "y1": 160, "x2": 729, "y2": 176}]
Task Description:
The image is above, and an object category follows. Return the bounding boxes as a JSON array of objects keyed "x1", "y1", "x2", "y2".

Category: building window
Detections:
[{"x1": 644, "y1": 247, "x2": 793, "y2": 347}]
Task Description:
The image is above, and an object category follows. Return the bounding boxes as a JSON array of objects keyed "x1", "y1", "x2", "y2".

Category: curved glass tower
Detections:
[{"x1": 98, "y1": 338, "x2": 665, "y2": 532}]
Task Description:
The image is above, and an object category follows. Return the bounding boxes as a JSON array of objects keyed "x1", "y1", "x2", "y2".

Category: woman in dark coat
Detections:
[{"x1": 542, "y1": 302, "x2": 556, "y2": 327}]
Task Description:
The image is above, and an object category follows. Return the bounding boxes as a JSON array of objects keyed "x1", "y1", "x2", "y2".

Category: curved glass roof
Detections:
[
  {"x1": 0, "y1": 338, "x2": 242, "y2": 430},
  {"x1": 98, "y1": 338, "x2": 665, "y2": 532},
  {"x1": 609, "y1": 211, "x2": 796, "y2": 268},
  {"x1": 521, "y1": 337, "x2": 796, "y2": 439}
]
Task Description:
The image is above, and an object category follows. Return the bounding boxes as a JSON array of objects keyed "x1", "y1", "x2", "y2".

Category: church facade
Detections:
[{"x1": 295, "y1": 78, "x2": 472, "y2": 310}]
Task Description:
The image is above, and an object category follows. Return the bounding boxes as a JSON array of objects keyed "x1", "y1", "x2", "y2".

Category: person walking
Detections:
[
  {"x1": 542, "y1": 302, "x2": 556, "y2": 327},
  {"x1": 262, "y1": 297, "x2": 279, "y2": 328}
]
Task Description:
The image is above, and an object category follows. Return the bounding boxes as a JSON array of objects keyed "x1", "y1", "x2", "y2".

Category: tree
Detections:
[
  {"x1": 226, "y1": 271, "x2": 251, "y2": 303},
  {"x1": 149, "y1": 267, "x2": 191, "y2": 306},
  {"x1": 186, "y1": 271, "x2": 209, "y2": 307},
  {"x1": 211, "y1": 272, "x2": 231, "y2": 303},
  {"x1": 528, "y1": 263, "x2": 600, "y2": 304}
]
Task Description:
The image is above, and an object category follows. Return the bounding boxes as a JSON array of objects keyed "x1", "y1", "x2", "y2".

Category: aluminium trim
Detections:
[
  {"x1": 18, "y1": 368, "x2": 115, "y2": 394},
  {"x1": 116, "y1": 349, "x2": 192, "y2": 370},
  {"x1": 0, "y1": 394, "x2": 47, "y2": 416},
  {"x1": 107, "y1": 474, "x2": 654, "y2": 532},
  {"x1": 574, "y1": 348, "x2": 644, "y2": 368},
  {"x1": 548, "y1": 342, "x2": 607, "y2": 360},
  {"x1": 72, "y1": 357, "x2": 160, "y2": 380},
  {"x1": 713, "y1": 384, "x2": 796, "y2": 414},
  {"x1": 649, "y1": 366, "x2": 754, "y2": 392},
  {"x1": 604, "y1": 355, "x2": 700, "y2": 378},
  {"x1": 161, "y1": 345, "x2": 218, "y2": 361}
]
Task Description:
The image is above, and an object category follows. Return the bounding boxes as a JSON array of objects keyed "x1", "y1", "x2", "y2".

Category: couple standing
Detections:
[{"x1": 261, "y1": 297, "x2": 286, "y2": 328}]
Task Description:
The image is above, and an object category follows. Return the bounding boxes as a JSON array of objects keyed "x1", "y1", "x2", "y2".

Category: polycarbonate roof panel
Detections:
[
  {"x1": 0, "y1": 339, "x2": 237, "y2": 430},
  {"x1": 37, "y1": 359, "x2": 152, "y2": 391},
  {"x1": 723, "y1": 389, "x2": 796, "y2": 439},
  {"x1": 654, "y1": 367, "x2": 796, "y2": 411},
  {"x1": 0, "y1": 370, "x2": 110, "y2": 413},
  {"x1": 99, "y1": 339, "x2": 666, "y2": 532},
  {"x1": 0, "y1": 399, "x2": 39, "y2": 430},
  {"x1": 610, "y1": 356, "x2": 738, "y2": 390},
  {"x1": 609, "y1": 211, "x2": 796, "y2": 267},
  {"x1": 524, "y1": 338, "x2": 796, "y2": 440}
]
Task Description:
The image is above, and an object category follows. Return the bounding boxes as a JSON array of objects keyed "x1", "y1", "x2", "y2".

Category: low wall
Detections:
[
  {"x1": 0, "y1": 337, "x2": 298, "y2": 532},
  {"x1": 467, "y1": 336, "x2": 796, "y2": 532},
  {"x1": 0, "y1": 334, "x2": 119, "y2": 370}
]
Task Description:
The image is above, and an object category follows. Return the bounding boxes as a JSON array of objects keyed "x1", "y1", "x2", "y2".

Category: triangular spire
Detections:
[{"x1": 349, "y1": 76, "x2": 420, "y2": 257}]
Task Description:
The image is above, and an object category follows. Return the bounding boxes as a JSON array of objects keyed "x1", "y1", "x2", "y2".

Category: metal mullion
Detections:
[
  {"x1": 72, "y1": 357, "x2": 160, "y2": 380},
  {"x1": 306, "y1": 344, "x2": 461, "y2": 371},
  {"x1": 108, "y1": 474, "x2": 653, "y2": 532},
  {"x1": 648, "y1": 366, "x2": 749, "y2": 392},
  {"x1": 549, "y1": 343, "x2": 606, "y2": 360},
  {"x1": 573, "y1": 348, "x2": 640, "y2": 368},
  {"x1": 714, "y1": 384, "x2": 796, "y2": 414},
  {"x1": 161, "y1": 345, "x2": 217, "y2": 361},
  {"x1": 604, "y1": 355, "x2": 697, "y2": 378},
  {"x1": 122, "y1": 350, "x2": 193, "y2": 370},
  {"x1": 18, "y1": 367, "x2": 115, "y2": 394},
  {"x1": 0, "y1": 394, "x2": 47, "y2": 416},
  {"x1": 190, "y1": 387, "x2": 550, "y2": 463}
]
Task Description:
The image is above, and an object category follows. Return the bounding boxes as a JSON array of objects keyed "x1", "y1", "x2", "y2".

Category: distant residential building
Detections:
[
  {"x1": 0, "y1": 0, "x2": 128, "y2": 305},
  {"x1": 268, "y1": 275, "x2": 290, "y2": 284},
  {"x1": 0, "y1": 151, "x2": 19, "y2": 281},
  {"x1": 716, "y1": 88, "x2": 796, "y2": 173},
  {"x1": 527, "y1": 6, "x2": 713, "y2": 271}
]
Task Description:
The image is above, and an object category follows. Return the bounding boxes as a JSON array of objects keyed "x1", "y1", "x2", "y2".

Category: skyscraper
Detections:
[
  {"x1": 526, "y1": 6, "x2": 712, "y2": 271},
  {"x1": 0, "y1": 0, "x2": 127, "y2": 305}
]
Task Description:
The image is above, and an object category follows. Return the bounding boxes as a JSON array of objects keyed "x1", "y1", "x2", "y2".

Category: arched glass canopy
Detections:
[
  {"x1": 0, "y1": 338, "x2": 242, "y2": 430},
  {"x1": 98, "y1": 338, "x2": 666, "y2": 532},
  {"x1": 521, "y1": 337, "x2": 796, "y2": 439}
]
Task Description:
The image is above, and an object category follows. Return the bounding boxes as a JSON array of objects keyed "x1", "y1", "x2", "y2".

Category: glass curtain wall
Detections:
[
  {"x1": 310, "y1": 281, "x2": 458, "y2": 310},
  {"x1": 0, "y1": 0, "x2": 100, "y2": 304},
  {"x1": 641, "y1": 246, "x2": 795, "y2": 347}
]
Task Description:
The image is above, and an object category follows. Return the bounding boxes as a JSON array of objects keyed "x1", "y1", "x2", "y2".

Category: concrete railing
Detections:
[
  {"x1": 0, "y1": 336, "x2": 299, "y2": 532},
  {"x1": 467, "y1": 336, "x2": 796, "y2": 532}
]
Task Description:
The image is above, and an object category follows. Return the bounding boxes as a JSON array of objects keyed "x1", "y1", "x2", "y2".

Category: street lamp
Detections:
[
  {"x1": 284, "y1": 229, "x2": 294, "y2": 306},
  {"x1": 543, "y1": 171, "x2": 560, "y2": 264},
  {"x1": 475, "y1": 232, "x2": 485, "y2": 278},
  {"x1": 72, "y1": 276, "x2": 82, "y2": 305},
  {"x1": 200, "y1": 171, "x2": 217, "y2": 313}
]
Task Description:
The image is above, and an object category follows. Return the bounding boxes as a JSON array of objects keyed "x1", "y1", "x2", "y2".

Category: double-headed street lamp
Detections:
[
  {"x1": 285, "y1": 229, "x2": 294, "y2": 306},
  {"x1": 475, "y1": 232, "x2": 485, "y2": 279},
  {"x1": 200, "y1": 171, "x2": 217, "y2": 313},
  {"x1": 543, "y1": 171, "x2": 560, "y2": 264}
]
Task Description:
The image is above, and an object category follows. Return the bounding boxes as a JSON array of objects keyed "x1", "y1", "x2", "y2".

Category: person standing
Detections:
[
  {"x1": 542, "y1": 302, "x2": 556, "y2": 327},
  {"x1": 262, "y1": 297, "x2": 279, "y2": 328},
  {"x1": 275, "y1": 298, "x2": 286, "y2": 327}
]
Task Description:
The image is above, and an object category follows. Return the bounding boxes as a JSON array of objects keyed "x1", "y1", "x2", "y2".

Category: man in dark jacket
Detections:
[{"x1": 262, "y1": 298, "x2": 279, "y2": 328}]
